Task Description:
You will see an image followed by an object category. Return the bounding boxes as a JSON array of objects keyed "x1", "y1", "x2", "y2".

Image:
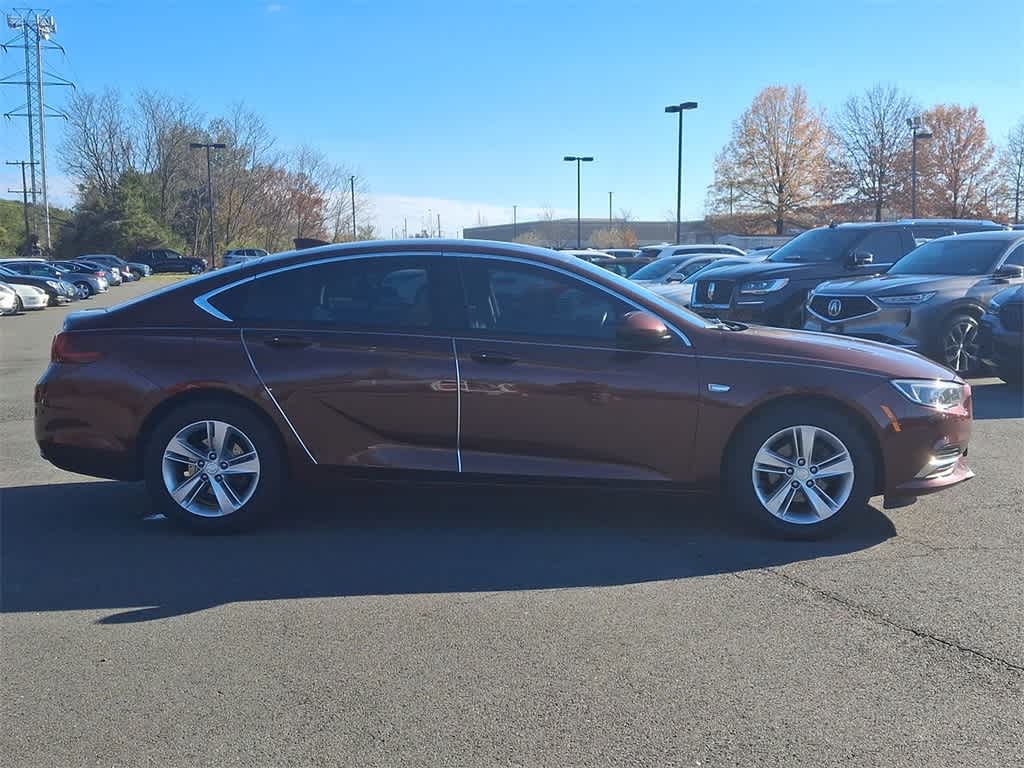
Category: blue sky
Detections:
[{"x1": 2, "y1": 0, "x2": 1021, "y2": 236}]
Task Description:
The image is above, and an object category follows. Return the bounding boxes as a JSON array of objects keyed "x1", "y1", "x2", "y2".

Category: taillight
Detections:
[
  {"x1": 51, "y1": 332, "x2": 103, "y2": 364},
  {"x1": 94, "y1": 271, "x2": 104, "y2": 278}
]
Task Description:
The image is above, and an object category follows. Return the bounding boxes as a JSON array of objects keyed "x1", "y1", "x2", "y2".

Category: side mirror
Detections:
[
  {"x1": 848, "y1": 251, "x2": 874, "y2": 267},
  {"x1": 617, "y1": 311, "x2": 673, "y2": 348},
  {"x1": 664, "y1": 273, "x2": 684, "y2": 284},
  {"x1": 994, "y1": 264, "x2": 1024, "y2": 279}
]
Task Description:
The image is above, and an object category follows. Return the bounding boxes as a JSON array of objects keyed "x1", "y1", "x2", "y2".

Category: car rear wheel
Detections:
[
  {"x1": 73, "y1": 281, "x2": 92, "y2": 300},
  {"x1": 189, "y1": 263, "x2": 203, "y2": 274},
  {"x1": 940, "y1": 313, "x2": 980, "y2": 376},
  {"x1": 726, "y1": 403, "x2": 876, "y2": 539},
  {"x1": 144, "y1": 400, "x2": 283, "y2": 532}
]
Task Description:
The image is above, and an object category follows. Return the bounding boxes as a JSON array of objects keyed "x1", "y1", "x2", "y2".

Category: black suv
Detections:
[
  {"x1": 689, "y1": 219, "x2": 1007, "y2": 327},
  {"x1": 134, "y1": 248, "x2": 207, "y2": 274}
]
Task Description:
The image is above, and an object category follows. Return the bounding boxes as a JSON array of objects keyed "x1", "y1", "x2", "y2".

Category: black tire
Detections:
[
  {"x1": 189, "y1": 263, "x2": 203, "y2": 274},
  {"x1": 725, "y1": 402, "x2": 877, "y2": 540},
  {"x1": 143, "y1": 399, "x2": 284, "y2": 533},
  {"x1": 13, "y1": 295, "x2": 23, "y2": 314},
  {"x1": 938, "y1": 313, "x2": 981, "y2": 376}
]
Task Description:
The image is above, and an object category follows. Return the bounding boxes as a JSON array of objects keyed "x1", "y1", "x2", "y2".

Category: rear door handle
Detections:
[
  {"x1": 470, "y1": 351, "x2": 517, "y2": 365},
  {"x1": 265, "y1": 335, "x2": 312, "y2": 349}
]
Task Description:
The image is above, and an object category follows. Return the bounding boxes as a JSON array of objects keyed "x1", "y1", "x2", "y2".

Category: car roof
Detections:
[{"x1": 927, "y1": 230, "x2": 1024, "y2": 243}]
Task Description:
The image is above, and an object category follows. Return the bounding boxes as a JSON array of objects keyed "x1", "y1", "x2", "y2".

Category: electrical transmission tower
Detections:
[{"x1": 1, "y1": 8, "x2": 74, "y2": 250}]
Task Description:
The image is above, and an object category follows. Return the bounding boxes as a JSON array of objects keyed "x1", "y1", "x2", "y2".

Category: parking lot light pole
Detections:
[
  {"x1": 189, "y1": 142, "x2": 227, "y2": 266},
  {"x1": 350, "y1": 175, "x2": 357, "y2": 240},
  {"x1": 513, "y1": 205, "x2": 517, "y2": 239},
  {"x1": 564, "y1": 155, "x2": 594, "y2": 248},
  {"x1": 907, "y1": 117, "x2": 933, "y2": 218},
  {"x1": 665, "y1": 102, "x2": 698, "y2": 245}
]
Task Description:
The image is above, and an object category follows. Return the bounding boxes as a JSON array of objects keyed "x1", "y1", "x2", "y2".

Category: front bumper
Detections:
[
  {"x1": 978, "y1": 312, "x2": 1022, "y2": 375},
  {"x1": 802, "y1": 298, "x2": 939, "y2": 351},
  {"x1": 21, "y1": 293, "x2": 48, "y2": 309}
]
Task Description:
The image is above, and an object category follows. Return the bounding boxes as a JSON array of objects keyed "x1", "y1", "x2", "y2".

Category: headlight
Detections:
[
  {"x1": 891, "y1": 379, "x2": 966, "y2": 411},
  {"x1": 739, "y1": 278, "x2": 789, "y2": 295},
  {"x1": 876, "y1": 292, "x2": 936, "y2": 305},
  {"x1": 45, "y1": 280, "x2": 59, "y2": 290}
]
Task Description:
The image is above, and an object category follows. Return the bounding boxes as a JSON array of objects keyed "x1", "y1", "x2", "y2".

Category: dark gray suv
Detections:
[{"x1": 804, "y1": 231, "x2": 1024, "y2": 374}]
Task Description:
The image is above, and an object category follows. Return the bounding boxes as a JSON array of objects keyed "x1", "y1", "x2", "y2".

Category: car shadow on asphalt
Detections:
[
  {"x1": 0, "y1": 480, "x2": 895, "y2": 624},
  {"x1": 970, "y1": 380, "x2": 1024, "y2": 420}
]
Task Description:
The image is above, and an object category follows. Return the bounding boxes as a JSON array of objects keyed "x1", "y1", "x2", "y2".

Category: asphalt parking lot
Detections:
[{"x1": 1, "y1": 280, "x2": 1022, "y2": 767}]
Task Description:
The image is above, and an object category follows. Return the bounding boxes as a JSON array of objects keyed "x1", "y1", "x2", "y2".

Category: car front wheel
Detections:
[
  {"x1": 189, "y1": 263, "x2": 203, "y2": 274},
  {"x1": 726, "y1": 403, "x2": 876, "y2": 539},
  {"x1": 144, "y1": 400, "x2": 284, "y2": 532},
  {"x1": 940, "y1": 313, "x2": 980, "y2": 376}
]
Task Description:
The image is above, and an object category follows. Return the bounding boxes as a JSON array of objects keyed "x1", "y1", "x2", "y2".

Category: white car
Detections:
[
  {"x1": 0, "y1": 282, "x2": 16, "y2": 314},
  {"x1": 4, "y1": 282, "x2": 49, "y2": 312},
  {"x1": 637, "y1": 243, "x2": 747, "y2": 260},
  {"x1": 647, "y1": 257, "x2": 754, "y2": 309},
  {"x1": 222, "y1": 248, "x2": 270, "y2": 268}
]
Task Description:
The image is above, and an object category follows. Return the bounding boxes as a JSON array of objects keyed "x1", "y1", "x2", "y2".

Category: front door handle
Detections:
[
  {"x1": 265, "y1": 335, "x2": 312, "y2": 349},
  {"x1": 470, "y1": 351, "x2": 517, "y2": 365}
]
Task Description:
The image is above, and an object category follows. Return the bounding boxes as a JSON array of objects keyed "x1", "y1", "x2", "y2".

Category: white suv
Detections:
[{"x1": 222, "y1": 248, "x2": 270, "y2": 268}]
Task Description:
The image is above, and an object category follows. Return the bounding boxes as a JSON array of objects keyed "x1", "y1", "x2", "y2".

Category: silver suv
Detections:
[{"x1": 223, "y1": 248, "x2": 270, "y2": 268}]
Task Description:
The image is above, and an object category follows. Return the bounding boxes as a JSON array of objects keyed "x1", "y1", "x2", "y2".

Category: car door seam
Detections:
[
  {"x1": 240, "y1": 328, "x2": 318, "y2": 465},
  {"x1": 452, "y1": 337, "x2": 462, "y2": 472}
]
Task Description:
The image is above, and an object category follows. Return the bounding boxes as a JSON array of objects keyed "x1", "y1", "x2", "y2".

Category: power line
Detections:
[{"x1": 1, "y1": 9, "x2": 75, "y2": 250}]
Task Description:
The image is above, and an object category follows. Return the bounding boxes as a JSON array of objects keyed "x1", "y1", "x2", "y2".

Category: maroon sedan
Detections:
[{"x1": 35, "y1": 240, "x2": 974, "y2": 537}]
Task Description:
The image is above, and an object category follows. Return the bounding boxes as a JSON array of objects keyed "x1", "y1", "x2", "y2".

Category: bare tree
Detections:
[
  {"x1": 59, "y1": 88, "x2": 136, "y2": 197},
  {"x1": 1000, "y1": 118, "x2": 1024, "y2": 224},
  {"x1": 918, "y1": 105, "x2": 998, "y2": 218},
  {"x1": 136, "y1": 90, "x2": 202, "y2": 226},
  {"x1": 709, "y1": 85, "x2": 830, "y2": 234},
  {"x1": 833, "y1": 85, "x2": 915, "y2": 221}
]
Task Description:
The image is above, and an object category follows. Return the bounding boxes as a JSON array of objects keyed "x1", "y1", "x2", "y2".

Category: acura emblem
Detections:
[
  {"x1": 827, "y1": 298, "x2": 842, "y2": 318},
  {"x1": 707, "y1": 282, "x2": 717, "y2": 301}
]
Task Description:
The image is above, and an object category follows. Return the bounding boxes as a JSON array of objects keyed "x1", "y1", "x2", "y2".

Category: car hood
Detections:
[
  {"x1": 813, "y1": 273, "x2": 977, "y2": 296},
  {"x1": 721, "y1": 324, "x2": 958, "y2": 380},
  {"x1": 690, "y1": 261, "x2": 810, "y2": 281}
]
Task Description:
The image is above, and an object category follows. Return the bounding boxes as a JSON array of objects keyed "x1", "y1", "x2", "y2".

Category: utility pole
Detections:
[
  {"x1": 349, "y1": 175, "x2": 356, "y2": 240},
  {"x1": 403, "y1": 218, "x2": 408, "y2": 238},
  {"x1": 189, "y1": 142, "x2": 226, "y2": 266},
  {"x1": 2, "y1": 10, "x2": 74, "y2": 250},
  {"x1": 512, "y1": 205, "x2": 517, "y2": 239},
  {"x1": 6, "y1": 160, "x2": 38, "y2": 248},
  {"x1": 608, "y1": 192, "x2": 613, "y2": 225},
  {"x1": 437, "y1": 213, "x2": 441, "y2": 238}
]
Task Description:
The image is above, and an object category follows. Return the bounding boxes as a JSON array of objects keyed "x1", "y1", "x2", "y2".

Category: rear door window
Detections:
[{"x1": 210, "y1": 256, "x2": 444, "y2": 332}]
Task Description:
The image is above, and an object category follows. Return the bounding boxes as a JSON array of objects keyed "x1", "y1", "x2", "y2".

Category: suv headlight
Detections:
[
  {"x1": 877, "y1": 292, "x2": 936, "y2": 305},
  {"x1": 739, "y1": 278, "x2": 789, "y2": 295},
  {"x1": 891, "y1": 379, "x2": 966, "y2": 411},
  {"x1": 45, "y1": 280, "x2": 60, "y2": 290}
]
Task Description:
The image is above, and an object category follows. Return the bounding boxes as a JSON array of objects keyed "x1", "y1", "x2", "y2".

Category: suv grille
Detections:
[
  {"x1": 809, "y1": 295, "x2": 877, "y2": 321},
  {"x1": 694, "y1": 279, "x2": 735, "y2": 306},
  {"x1": 1000, "y1": 303, "x2": 1023, "y2": 332}
]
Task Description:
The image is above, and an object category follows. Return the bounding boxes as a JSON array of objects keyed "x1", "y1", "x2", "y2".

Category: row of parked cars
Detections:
[
  {"x1": 570, "y1": 220, "x2": 1023, "y2": 386},
  {"x1": 0, "y1": 254, "x2": 153, "y2": 316}
]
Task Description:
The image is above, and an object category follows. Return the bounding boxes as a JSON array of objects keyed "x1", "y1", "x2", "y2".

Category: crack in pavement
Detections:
[{"x1": 750, "y1": 567, "x2": 1024, "y2": 675}]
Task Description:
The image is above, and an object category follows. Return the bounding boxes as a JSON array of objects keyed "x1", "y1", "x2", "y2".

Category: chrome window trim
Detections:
[
  {"x1": 806, "y1": 295, "x2": 880, "y2": 324},
  {"x1": 192, "y1": 251, "x2": 444, "y2": 323},
  {"x1": 240, "y1": 328, "x2": 318, "y2": 465},
  {"x1": 452, "y1": 252, "x2": 693, "y2": 347}
]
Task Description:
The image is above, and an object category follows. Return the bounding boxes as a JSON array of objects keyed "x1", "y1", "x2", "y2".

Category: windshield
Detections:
[
  {"x1": 630, "y1": 256, "x2": 687, "y2": 280},
  {"x1": 888, "y1": 238, "x2": 1007, "y2": 276},
  {"x1": 768, "y1": 228, "x2": 861, "y2": 262}
]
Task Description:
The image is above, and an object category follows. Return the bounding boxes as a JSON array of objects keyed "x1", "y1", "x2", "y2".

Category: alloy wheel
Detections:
[
  {"x1": 751, "y1": 425, "x2": 855, "y2": 524},
  {"x1": 943, "y1": 319, "x2": 979, "y2": 374},
  {"x1": 75, "y1": 282, "x2": 91, "y2": 300},
  {"x1": 161, "y1": 419, "x2": 261, "y2": 518}
]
